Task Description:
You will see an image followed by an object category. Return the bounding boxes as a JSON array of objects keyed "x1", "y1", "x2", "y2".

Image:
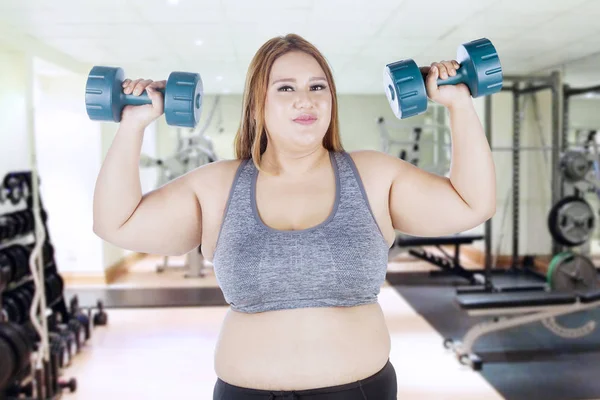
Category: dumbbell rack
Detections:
[{"x1": 0, "y1": 171, "x2": 106, "y2": 399}]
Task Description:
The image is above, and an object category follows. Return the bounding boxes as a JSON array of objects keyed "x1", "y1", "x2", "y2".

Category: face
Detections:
[{"x1": 263, "y1": 51, "x2": 332, "y2": 153}]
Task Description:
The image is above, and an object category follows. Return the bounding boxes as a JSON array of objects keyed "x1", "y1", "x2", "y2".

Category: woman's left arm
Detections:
[{"x1": 387, "y1": 60, "x2": 496, "y2": 237}]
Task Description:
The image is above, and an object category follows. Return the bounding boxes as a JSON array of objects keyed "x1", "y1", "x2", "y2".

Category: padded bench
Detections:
[
  {"x1": 580, "y1": 289, "x2": 600, "y2": 303},
  {"x1": 457, "y1": 289, "x2": 600, "y2": 310},
  {"x1": 457, "y1": 291, "x2": 578, "y2": 310},
  {"x1": 394, "y1": 234, "x2": 484, "y2": 247},
  {"x1": 446, "y1": 288, "x2": 600, "y2": 370}
]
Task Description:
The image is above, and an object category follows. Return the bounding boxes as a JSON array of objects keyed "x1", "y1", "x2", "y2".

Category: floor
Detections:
[{"x1": 58, "y1": 249, "x2": 508, "y2": 399}]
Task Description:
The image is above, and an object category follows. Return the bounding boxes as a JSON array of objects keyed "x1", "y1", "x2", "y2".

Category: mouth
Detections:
[{"x1": 293, "y1": 114, "x2": 317, "y2": 125}]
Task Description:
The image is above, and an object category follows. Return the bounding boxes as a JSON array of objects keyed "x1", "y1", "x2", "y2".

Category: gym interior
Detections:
[{"x1": 2, "y1": 0, "x2": 600, "y2": 399}]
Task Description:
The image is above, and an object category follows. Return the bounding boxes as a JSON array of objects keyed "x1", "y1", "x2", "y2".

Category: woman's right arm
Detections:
[{"x1": 92, "y1": 77, "x2": 204, "y2": 256}]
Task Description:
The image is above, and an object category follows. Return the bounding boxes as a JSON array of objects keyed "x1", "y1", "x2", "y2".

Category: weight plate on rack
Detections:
[
  {"x1": 548, "y1": 196, "x2": 595, "y2": 247},
  {"x1": 561, "y1": 150, "x2": 591, "y2": 182},
  {"x1": 547, "y1": 251, "x2": 599, "y2": 292}
]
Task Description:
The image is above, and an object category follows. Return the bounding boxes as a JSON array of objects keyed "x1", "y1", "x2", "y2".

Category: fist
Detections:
[
  {"x1": 120, "y1": 78, "x2": 167, "y2": 129},
  {"x1": 420, "y1": 60, "x2": 471, "y2": 109}
]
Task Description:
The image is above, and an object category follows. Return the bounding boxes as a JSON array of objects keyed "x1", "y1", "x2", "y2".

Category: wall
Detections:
[
  {"x1": 0, "y1": 46, "x2": 29, "y2": 174},
  {"x1": 36, "y1": 75, "x2": 159, "y2": 274},
  {"x1": 34, "y1": 73, "x2": 104, "y2": 276}
]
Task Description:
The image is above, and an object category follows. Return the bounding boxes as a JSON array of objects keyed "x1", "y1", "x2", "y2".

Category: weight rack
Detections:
[
  {"x1": 482, "y1": 71, "x2": 564, "y2": 290},
  {"x1": 0, "y1": 171, "x2": 106, "y2": 399}
]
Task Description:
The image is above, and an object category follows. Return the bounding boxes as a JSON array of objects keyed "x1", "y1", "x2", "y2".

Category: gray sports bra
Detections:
[{"x1": 212, "y1": 151, "x2": 390, "y2": 313}]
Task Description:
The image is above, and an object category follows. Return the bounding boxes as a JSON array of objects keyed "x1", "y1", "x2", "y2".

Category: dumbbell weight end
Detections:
[
  {"x1": 86, "y1": 66, "x2": 159, "y2": 123},
  {"x1": 383, "y1": 59, "x2": 427, "y2": 120},
  {"x1": 384, "y1": 37, "x2": 503, "y2": 120},
  {"x1": 85, "y1": 66, "x2": 203, "y2": 128}
]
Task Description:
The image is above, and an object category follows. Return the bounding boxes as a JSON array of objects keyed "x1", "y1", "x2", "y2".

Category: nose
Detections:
[{"x1": 293, "y1": 89, "x2": 313, "y2": 109}]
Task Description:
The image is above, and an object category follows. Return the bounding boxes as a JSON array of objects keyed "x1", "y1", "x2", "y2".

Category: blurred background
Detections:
[{"x1": 1, "y1": 0, "x2": 600, "y2": 399}]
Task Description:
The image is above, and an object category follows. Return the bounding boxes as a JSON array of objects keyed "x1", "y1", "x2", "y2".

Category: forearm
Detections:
[
  {"x1": 93, "y1": 122, "x2": 145, "y2": 233},
  {"x1": 447, "y1": 100, "x2": 496, "y2": 214}
]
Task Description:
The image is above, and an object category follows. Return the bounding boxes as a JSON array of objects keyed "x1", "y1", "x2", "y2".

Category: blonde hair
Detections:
[{"x1": 233, "y1": 34, "x2": 343, "y2": 170}]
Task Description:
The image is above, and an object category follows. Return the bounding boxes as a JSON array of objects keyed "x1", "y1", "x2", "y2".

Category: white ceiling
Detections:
[{"x1": 1, "y1": 0, "x2": 599, "y2": 94}]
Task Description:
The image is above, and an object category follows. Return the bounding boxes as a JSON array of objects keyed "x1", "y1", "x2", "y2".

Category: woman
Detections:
[{"x1": 93, "y1": 34, "x2": 496, "y2": 399}]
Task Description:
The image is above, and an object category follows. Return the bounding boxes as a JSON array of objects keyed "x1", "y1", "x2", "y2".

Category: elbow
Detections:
[
  {"x1": 92, "y1": 224, "x2": 109, "y2": 241},
  {"x1": 93, "y1": 221, "x2": 117, "y2": 241},
  {"x1": 479, "y1": 201, "x2": 496, "y2": 221}
]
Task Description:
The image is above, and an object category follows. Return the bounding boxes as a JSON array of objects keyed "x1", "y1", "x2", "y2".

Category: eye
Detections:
[
  {"x1": 311, "y1": 84, "x2": 327, "y2": 91},
  {"x1": 278, "y1": 85, "x2": 294, "y2": 92}
]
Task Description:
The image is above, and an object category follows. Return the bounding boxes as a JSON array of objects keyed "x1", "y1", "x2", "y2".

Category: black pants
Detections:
[{"x1": 213, "y1": 359, "x2": 397, "y2": 399}]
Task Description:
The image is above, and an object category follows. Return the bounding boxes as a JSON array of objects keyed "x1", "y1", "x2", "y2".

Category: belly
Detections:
[{"x1": 214, "y1": 303, "x2": 391, "y2": 391}]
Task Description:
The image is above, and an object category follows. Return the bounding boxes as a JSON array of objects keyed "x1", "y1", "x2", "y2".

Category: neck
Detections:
[{"x1": 260, "y1": 146, "x2": 329, "y2": 177}]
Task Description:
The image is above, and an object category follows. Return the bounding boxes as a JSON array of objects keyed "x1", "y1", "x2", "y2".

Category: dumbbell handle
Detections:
[
  {"x1": 421, "y1": 64, "x2": 468, "y2": 88},
  {"x1": 121, "y1": 88, "x2": 165, "y2": 107}
]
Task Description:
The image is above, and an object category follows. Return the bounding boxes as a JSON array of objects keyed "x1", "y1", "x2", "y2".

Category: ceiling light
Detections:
[
  {"x1": 223, "y1": 88, "x2": 231, "y2": 94},
  {"x1": 167, "y1": 0, "x2": 179, "y2": 5},
  {"x1": 216, "y1": 75, "x2": 223, "y2": 81},
  {"x1": 195, "y1": 39, "x2": 203, "y2": 46}
]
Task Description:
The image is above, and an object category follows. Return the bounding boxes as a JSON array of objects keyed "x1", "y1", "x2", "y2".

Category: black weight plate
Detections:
[
  {"x1": 9, "y1": 213, "x2": 24, "y2": 236},
  {"x1": 0, "y1": 331, "x2": 17, "y2": 388},
  {"x1": 7, "y1": 215, "x2": 19, "y2": 239},
  {"x1": 20, "y1": 284, "x2": 34, "y2": 305},
  {"x1": 74, "y1": 312, "x2": 91, "y2": 341},
  {"x1": 45, "y1": 274, "x2": 64, "y2": 305},
  {"x1": 16, "y1": 246, "x2": 31, "y2": 278},
  {"x1": 562, "y1": 151, "x2": 591, "y2": 182},
  {"x1": 0, "y1": 323, "x2": 32, "y2": 376},
  {"x1": 12, "y1": 291, "x2": 30, "y2": 324},
  {"x1": 17, "y1": 288, "x2": 32, "y2": 316},
  {"x1": 5, "y1": 180, "x2": 23, "y2": 205},
  {"x1": 43, "y1": 242, "x2": 54, "y2": 264},
  {"x1": 68, "y1": 319, "x2": 84, "y2": 348},
  {"x1": 0, "y1": 216, "x2": 9, "y2": 241},
  {"x1": 2, "y1": 297, "x2": 20, "y2": 323},
  {"x1": 2, "y1": 293, "x2": 22, "y2": 324},
  {"x1": 0, "y1": 252, "x2": 13, "y2": 283},
  {"x1": 5, "y1": 246, "x2": 27, "y2": 282},
  {"x1": 548, "y1": 196, "x2": 595, "y2": 247},
  {"x1": 2, "y1": 215, "x2": 18, "y2": 240},
  {"x1": 3, "y1": 173, "x2": 30, "y2": 202},
  {"x1": 19, "y1": 211, "x2": 34, "y2": 235}
]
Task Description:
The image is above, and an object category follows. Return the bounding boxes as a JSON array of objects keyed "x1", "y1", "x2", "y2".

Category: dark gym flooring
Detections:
[
  {"x1": 388, "y1": 271, "x2": 600, "y2": 400},
  {"x1": 64, "y1": 287, "x2": 227, "y2": 308}
]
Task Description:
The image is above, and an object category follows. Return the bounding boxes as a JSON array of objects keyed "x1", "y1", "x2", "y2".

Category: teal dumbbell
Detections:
[
  {"x1": 383, "y1": 38, "x2": 503, "y2": 119},
  {"x1": 85, "y1": 66, "x2": 203, "y2": 128}
]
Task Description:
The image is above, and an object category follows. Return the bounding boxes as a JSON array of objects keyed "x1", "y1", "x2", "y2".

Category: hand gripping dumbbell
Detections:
[
  {"x1": 383, "y1": 38, "x2": 503, "y2": 119},
  {"x1": 85, "y1": 66, "x2": 204, "y2": 128}
]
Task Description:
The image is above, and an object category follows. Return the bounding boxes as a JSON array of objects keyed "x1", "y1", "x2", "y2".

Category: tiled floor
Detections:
[{"x1": 60, "y1": 248, "x2": 505, "y2": 400}]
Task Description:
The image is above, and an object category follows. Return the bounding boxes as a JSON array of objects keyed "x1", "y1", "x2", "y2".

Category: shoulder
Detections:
[
  {"x1": 345, "y1": 150, "x2": 406, "y2": 180},
  {"x1": 183, "y1": 158, "x2": 246, "y2": 198}
]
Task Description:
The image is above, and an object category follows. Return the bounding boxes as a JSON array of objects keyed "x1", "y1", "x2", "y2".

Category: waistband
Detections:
[{"x1": 217, "y1": 359, "x2": 393, "y2": 398}]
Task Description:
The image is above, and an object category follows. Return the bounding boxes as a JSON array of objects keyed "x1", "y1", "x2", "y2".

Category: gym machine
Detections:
[
  {"x1": 0, "y1": 172, "x2": 106, "y2": 399},
  {"x1": 139, "y1": 96, "x2": 222, "y2": 278},
  {"x1": 379, "y1": 117, "x2": 490, "y2": 285},
  {"x1": 389, "y1": 234, "x2": 486, "y2": 285},
  {"x1": 444, "y1": 72, "x2": 600, "y2": 370},
  {"x1": 376, "y1": 116, "x2": 451, "y2": 176}
]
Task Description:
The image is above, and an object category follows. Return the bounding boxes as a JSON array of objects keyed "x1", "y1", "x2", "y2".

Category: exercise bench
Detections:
[
  {"x1": 444, "y1": 289, "x2": 600, "y2": 370},
  {"x1": 391, "y1": 234, "x2": 485, "y2": 285}
]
